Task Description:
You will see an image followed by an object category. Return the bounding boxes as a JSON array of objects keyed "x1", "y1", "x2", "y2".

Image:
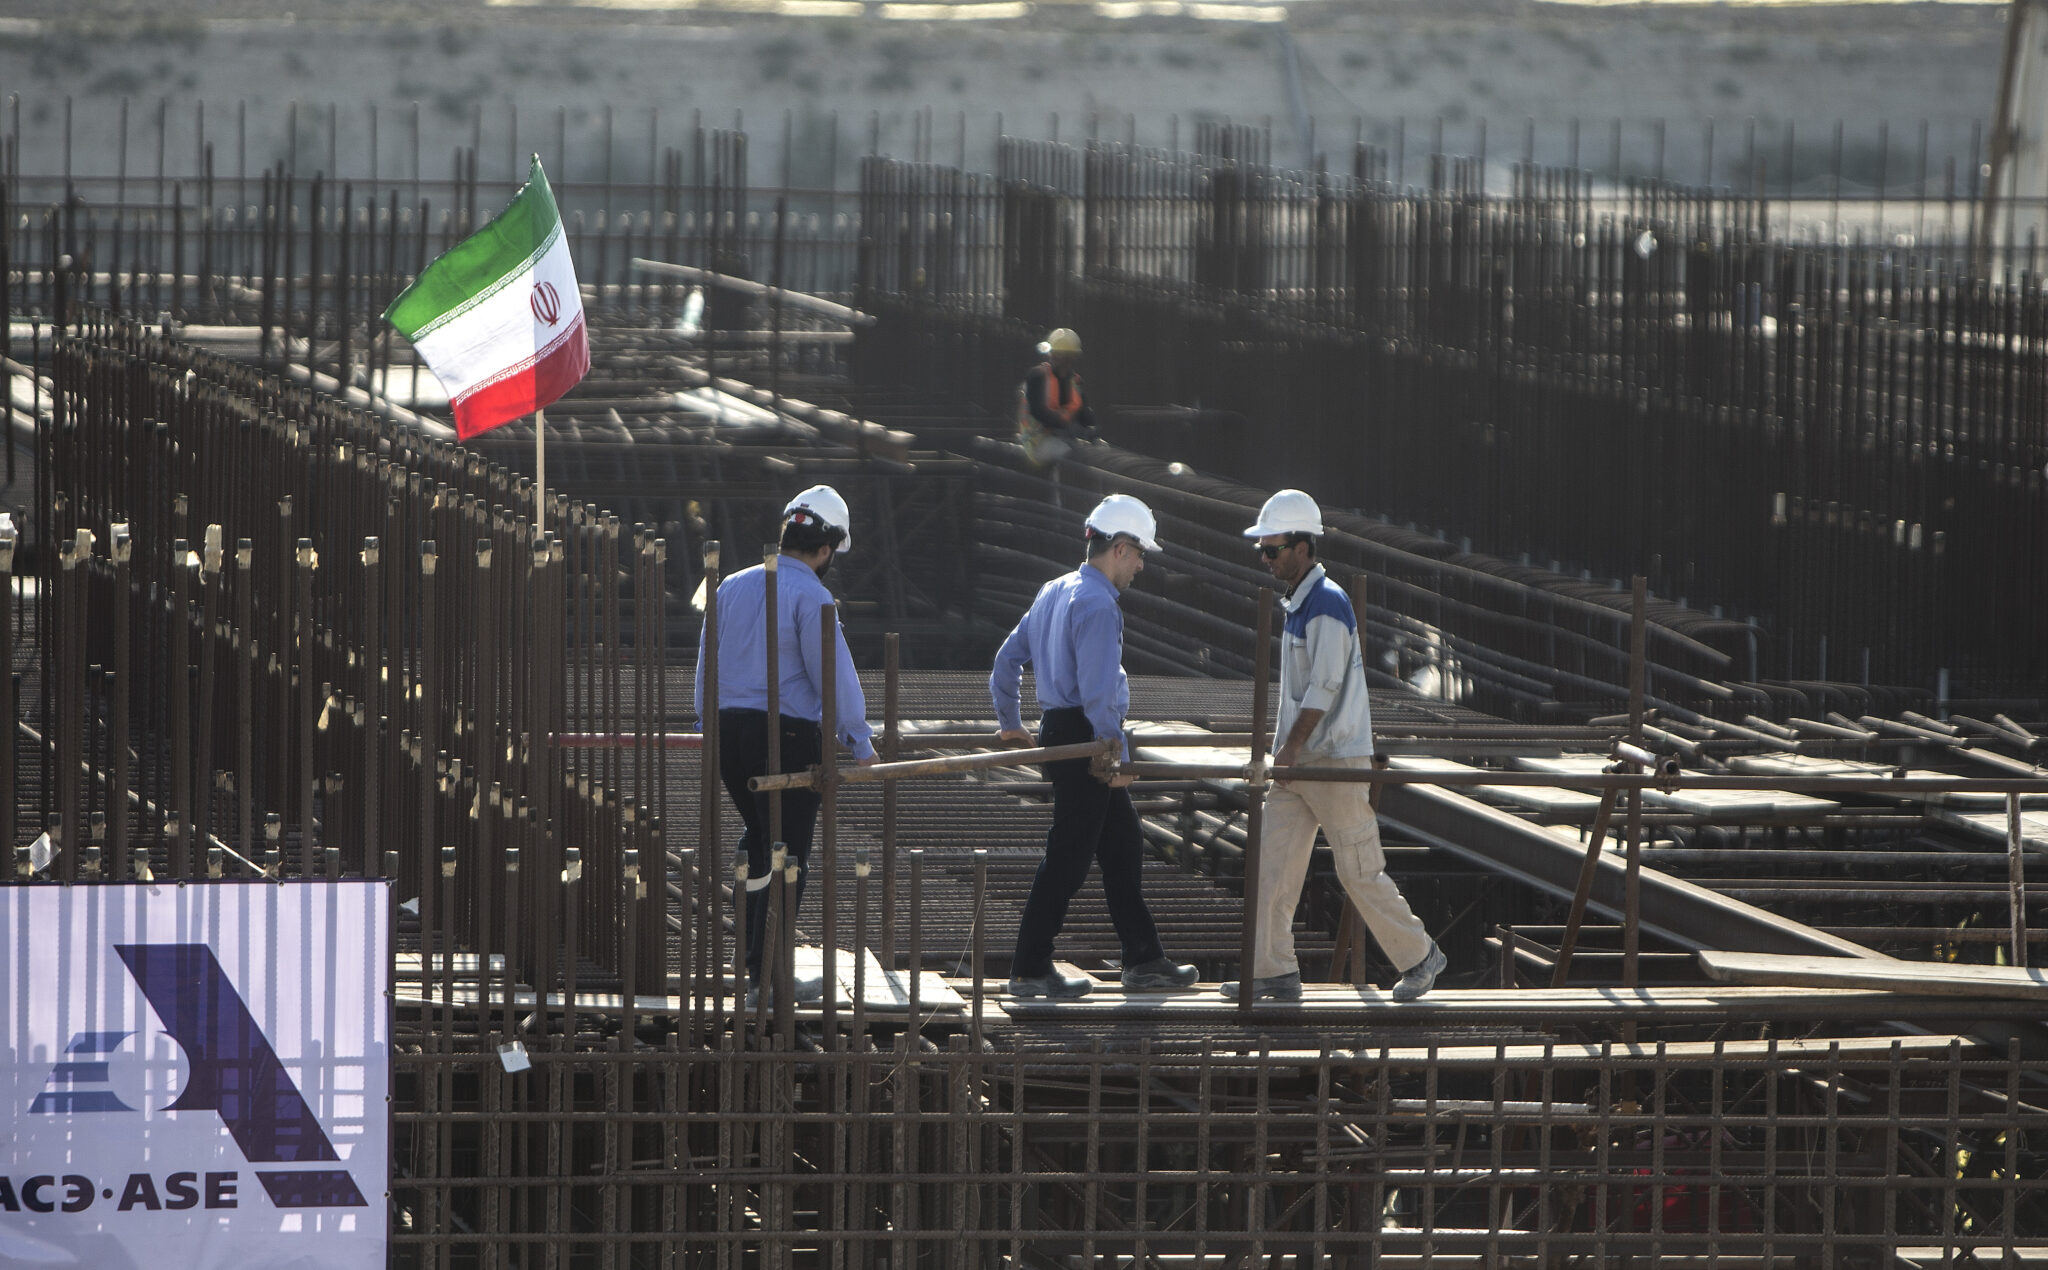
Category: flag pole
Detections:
[{"x1": 535, "y1": 408, "x2": 546, "y2": 533}]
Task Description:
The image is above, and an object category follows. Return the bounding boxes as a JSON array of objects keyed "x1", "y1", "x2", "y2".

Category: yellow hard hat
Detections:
[{"x1": 1039, "y1": 328, "x2": 1082, "y2": 356}]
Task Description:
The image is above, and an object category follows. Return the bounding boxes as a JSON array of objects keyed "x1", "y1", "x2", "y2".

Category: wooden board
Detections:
[
  {"x1": 1326, "y1": 1035, "x2": 1979, "y2": 1067},
  {"x1": 1390, "y1": 755, "x2": 1603, "y2": 813},
  {"x1": 992, "y1": 983, "x2": 2043, "y2": 1023},
  {"x1": 794, "y1": 945, "x2": 966, "y2": 1011},
  {"x1": 1930, "y1": 807, "x2": 2048, "y2": 853},
  {"x1": 1514, "y1": 754, "x2": 1839, "y2": 816},
  {"x1": 1897, "y1": 1248, "x2": 2048, "y2": 1267},
  {"x1": 1726, "y1": 754, "x2": 1890, "y2": 778},
  {"x1": 395, "y1": 983, "x2": 682, "y2": 1015},
  {"x1": 1730, "y1": 754, "x2": 2048, "y2": 809},
  {"x1": 397, "y1": 951, "x2": 506, "y2": 975},
  {"x1": 395, "y1": 946, "x2": 962, "y2": 1016},
  {"x1": 1699, "y1": 949, "x2": 2048, "y2": 1002},
  {"x1": 1214, "y1": 1035, "x2": 1979, "y2": 1071}
]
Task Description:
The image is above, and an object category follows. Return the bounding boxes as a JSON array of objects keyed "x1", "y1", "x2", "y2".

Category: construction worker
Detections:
[
  {"x1": 991, "y1": 494, "x2": 1198, "y2": 999},
  {"x1": 1016, "y1": 327, "x2": 1096, "y2": 469},
  {"x1": 695, "y1": 485, "x2": 879, "y2": 1006},
  {"x1": 1226, "y1": 489, "x2": 1445, "y2": 1003}
]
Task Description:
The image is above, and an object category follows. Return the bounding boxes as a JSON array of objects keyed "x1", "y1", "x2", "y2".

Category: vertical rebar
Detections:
[
  {"x1": 2009, "y1": 791, "x2": 2028, "y2": 968},
  {"x1": 236, "y1": 537, "x2": 254, "y2": 859},
  {"x1": 700, "y1": 540, "x2": 722, "y2": 1029},
  {"x1": 881, "y1": 632, "x2": 899, "y2": 971},
  {"x1": 1622, "y1": 574, "x2": 1647, "y2": 990},
  {"x1": 194, "y1": 529, "x2": 221, "y2": 854},
  {"x1": 169, "y1": 536, "x2": 191, "y2": 877},
  {"x1": 105, "y1": 523, "x2": 127, "y2": 877},
  {"x1": 297, "y1": 537, "x2": 318, "y2": 876},
  {"x1": 1237, "y1": 586, "x2": 1274, "y2": 1008},
  {"x1": 362, "y1": 537, "x2": 381, "y2": 872},
  {"x1": 818, "y1": 599, "x2": 839, "y2": 1049}
]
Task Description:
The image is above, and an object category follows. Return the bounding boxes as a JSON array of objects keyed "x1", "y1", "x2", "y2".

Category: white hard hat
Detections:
[
  {"x1": 1243, "y1": 489, "x2": 1323, "y2": 538},
  {"x1": 1038, "y1": 327, "x2": 1082, "y2": 356},
  {"x1": 1084, "y1": 493, "x2": 1160, "y2": 553},
  {"x1": 783, "y1": 484, "x2": 852, "y2": 552}
]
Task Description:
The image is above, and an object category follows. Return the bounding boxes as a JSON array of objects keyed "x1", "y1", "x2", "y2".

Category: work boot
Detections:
[
  {"x1": 1120, "y1": 956, "x2": 1199, "y2": 991},
  {"x1": 1392, "y1": 942, "x2": 1446, "y2": 1002},
  {"x1": 1218, "y1": 972, "x2": 1303, "y2": 1002},
  {"x1": 1007, "y1": 970, "x2": 1093, "y2": 999}
]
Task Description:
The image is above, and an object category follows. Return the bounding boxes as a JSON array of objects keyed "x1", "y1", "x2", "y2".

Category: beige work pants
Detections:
[{"x1": 1253, "y1": 753, "x2": 1432, "y2": 980}]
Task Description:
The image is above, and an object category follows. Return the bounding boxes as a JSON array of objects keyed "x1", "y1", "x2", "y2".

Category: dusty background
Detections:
[{"x1": 0, "y1": 3, "x2": 2006, "y2": 208}]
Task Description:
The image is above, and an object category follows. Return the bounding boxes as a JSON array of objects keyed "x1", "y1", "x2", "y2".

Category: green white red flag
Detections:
[{"x1": 383, "y1": 156, "x2": 589, "y2": 441}]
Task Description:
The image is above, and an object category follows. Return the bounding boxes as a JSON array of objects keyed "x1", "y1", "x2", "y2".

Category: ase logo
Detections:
[{"x1": 19, "y1": 943, "x2": 367, "y2": 1211}]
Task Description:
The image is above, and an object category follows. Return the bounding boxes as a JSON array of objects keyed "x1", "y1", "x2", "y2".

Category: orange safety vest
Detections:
[{"x1": 1017, "y1": 362, "x2": 1084, "y2": 431}]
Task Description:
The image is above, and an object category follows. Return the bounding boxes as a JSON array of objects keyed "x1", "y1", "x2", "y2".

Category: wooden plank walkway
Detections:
[
  {"x1": 1341, "y1": 1035, "x2": 1979, "y2": 1067},
  {"x1": 994, "y1": 981, "x2": 2048, "y2": 1023},
  {"x1": 1172, "y1": 1037, "x2": 1982, "y2": 1073},
  {"x1": 394, "y1": 946, "x2": 964, "y2": 1016},
  {"x1": 390, "y1": 953, "x2": 2048, "y2": 1025},
  {"x1": 1731, "y1": 754, "x2": 2048, "y2": 809},
  {"x1": 1930, "y1": 806, "x2": 2048, "y2": 852},
  {"x1": 1699, "y1": 949, "x2": 2048, "y2": 1002},
  {"x1": 1391, "y1": 755, "x2": 1602, "y2": 814},
  {"x1": 1514, "y1": 754, "x2": 1839, "y2": 817}
]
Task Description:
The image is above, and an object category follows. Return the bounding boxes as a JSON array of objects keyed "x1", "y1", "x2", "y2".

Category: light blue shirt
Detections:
[
  {"x1": 695, "y1": 556, "x2": 876, "y2": 760},
  {"x1": 989, "y1": 563, "x2": 1131, "y2": 760}
]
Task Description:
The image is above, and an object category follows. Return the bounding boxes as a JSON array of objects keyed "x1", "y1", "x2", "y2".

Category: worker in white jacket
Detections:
[{"x1": 1225, "y1": 489, "x2": 1446, "y2": 1002}]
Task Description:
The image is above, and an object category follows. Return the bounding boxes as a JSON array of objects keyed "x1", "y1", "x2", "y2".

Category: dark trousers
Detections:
[
  {"x1": 1011, "y1": 707, "x2": 1167, "y2": 978},
  {"x1": 717, "y1": 708, "x2": 823, "y2": 980}
]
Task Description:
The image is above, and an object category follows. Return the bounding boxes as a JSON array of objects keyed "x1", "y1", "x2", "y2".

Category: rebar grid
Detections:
[
  {"x1": 385, "y1": 1038, "x2": 2048, "y2": 1265},
  {"x1": 9, "y1": 124, "x2": 2048, "y2": 1264},
  {"x1": 853, "y1": 140, "x2": 2048, "y2": 702},
  {"x1": 14, "y1": 114, "x2": 2044, "y2": 701},
  {"x1": 21, "y1": 311, "x2": 668, "y2": 993}
]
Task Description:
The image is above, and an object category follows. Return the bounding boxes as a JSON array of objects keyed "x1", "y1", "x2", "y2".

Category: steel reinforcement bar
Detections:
[
  {"x1": 386, "y1": 1037, "x2": 2048, "y2": 1264},
  {"x1": 22, "y1": 310, "x2": 669, "y2": 1002},
  {"x1": 852, "y1": 141, "x2": 2048, "y2": 703}
]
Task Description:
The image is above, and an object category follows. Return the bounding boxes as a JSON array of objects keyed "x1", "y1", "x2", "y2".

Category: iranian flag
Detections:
[{"x1": 384, "y1": 155, "x2": 590, "y2": 441}]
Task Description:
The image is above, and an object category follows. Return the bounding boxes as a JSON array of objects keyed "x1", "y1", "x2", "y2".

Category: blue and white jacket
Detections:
[{"x1": 1276, "y1": 563, "x2": 1375, "y2": 760}]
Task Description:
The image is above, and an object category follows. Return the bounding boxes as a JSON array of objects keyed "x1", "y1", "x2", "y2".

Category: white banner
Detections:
[{"x1": 0, "y1": 880, "x2": 389, "y2": 1270}]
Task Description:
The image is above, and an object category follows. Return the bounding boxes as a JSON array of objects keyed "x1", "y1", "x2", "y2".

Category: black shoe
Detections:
[
  {"x1": 1007, "y1": 971, "x2": 1093, "y2": 999},
  {"x1": 1218, "y1": 972, "x2": 1304, "y2": 1002},
  {"x1": 1392, "y1": 942, "x2": 1446, "y2": 1002},
  {"x1": 1121, "y1": 956, "x2": 1199, "y2": 991}
]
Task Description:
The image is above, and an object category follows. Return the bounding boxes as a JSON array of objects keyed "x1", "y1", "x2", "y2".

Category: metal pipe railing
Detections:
[{"x1": 731, "y1": 565, "x2": 2043, "y2": 1027}]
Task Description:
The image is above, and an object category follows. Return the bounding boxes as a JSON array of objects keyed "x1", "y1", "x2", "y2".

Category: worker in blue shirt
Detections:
[
  {"x1": 990, "y1": 494, "x2": 1199, "y2": 999},
  {"x1": 696, "y1": 485, "x2": 878, "y2": 1004}
]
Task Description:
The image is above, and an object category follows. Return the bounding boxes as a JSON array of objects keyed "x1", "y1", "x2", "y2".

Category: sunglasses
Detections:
[{"x1": 1256, "y1": 542, "x2": 1293, "y2": 560}]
